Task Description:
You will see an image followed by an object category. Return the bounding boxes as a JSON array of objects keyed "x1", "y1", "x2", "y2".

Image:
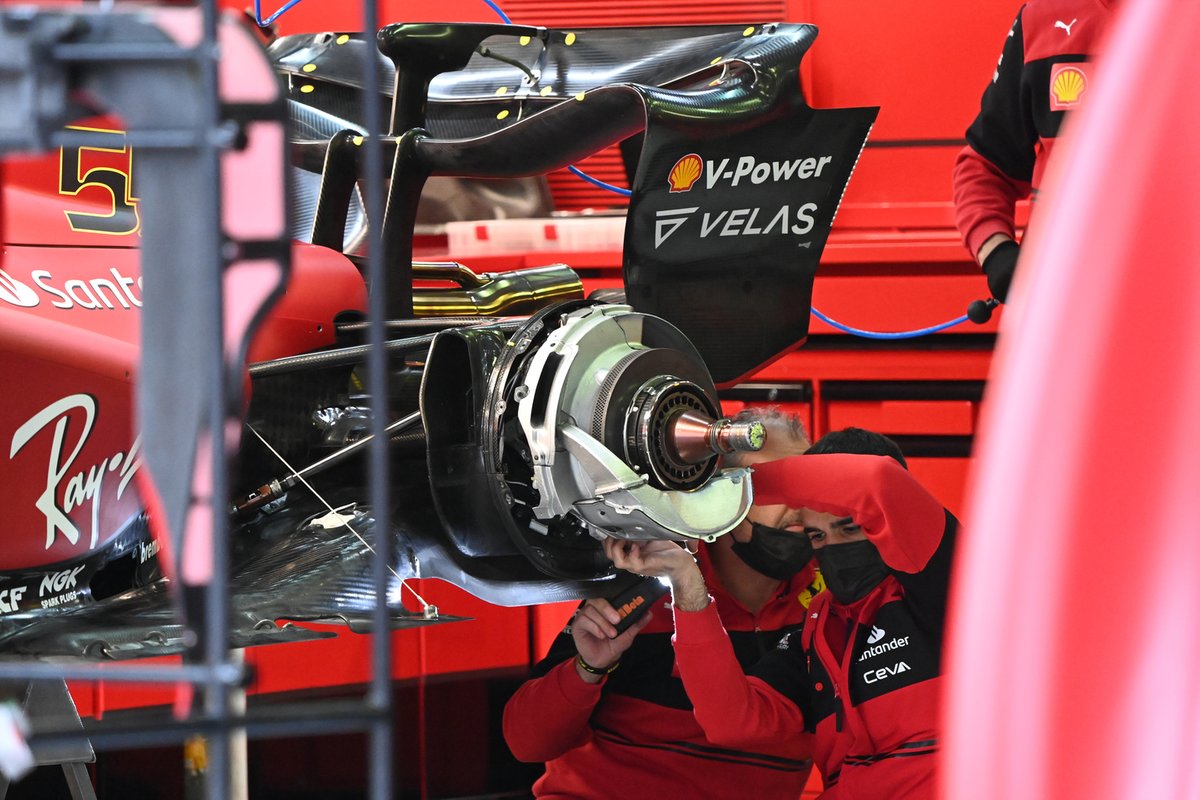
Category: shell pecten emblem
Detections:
[
  {"x1": 1050, "y1": 64, "x2": 1088, "y2": 109},
  {"x1": 667, "y1": 153, "x2": 703, "y2": 193}
]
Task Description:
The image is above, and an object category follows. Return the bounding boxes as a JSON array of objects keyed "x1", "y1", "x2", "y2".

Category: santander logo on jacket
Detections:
[
  {"x1": 788, "y1": 571, "x2": 944, "y2": 729},
  {"x1": 847, "y1": 602, "x2": 940, "y2": 702}
]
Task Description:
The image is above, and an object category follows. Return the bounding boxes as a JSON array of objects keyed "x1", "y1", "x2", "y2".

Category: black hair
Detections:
[{"x1": 806, "y1": 427, "x2": 908, "y2": 469}]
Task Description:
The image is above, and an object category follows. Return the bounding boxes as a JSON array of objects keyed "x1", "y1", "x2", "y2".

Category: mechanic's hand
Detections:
[
  {"x1": 570, "y1": 597, "x2": 652, "y2": 683},
  {"x1": 982, "y1": 239, "x2": 1020, "y2": 304},
  {"x1": 603, "y1": 538, "x2": 694, "y2": 580},
  {"x1": 604, "y1": 539, "x2": 710, "y2": 613}
]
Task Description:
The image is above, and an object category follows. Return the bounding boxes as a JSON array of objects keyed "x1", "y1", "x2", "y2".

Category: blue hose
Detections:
[
  {"x1": 254, "y1": 0, "x2": 306, "y2": 27},
  {"x1": 567, "y1": 166, "x2": 633, "y2": 197},
  {"x1": 481, "y1": 0, "x2": 513, "y2": 24},
  {"x1": 810, "y1": 307, "x2": 971, "y2": 340}
]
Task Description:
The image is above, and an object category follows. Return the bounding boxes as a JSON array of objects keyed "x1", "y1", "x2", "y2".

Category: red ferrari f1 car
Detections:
[{"x1": 0, "y1": 7, "x2": 874, "y2": 660}]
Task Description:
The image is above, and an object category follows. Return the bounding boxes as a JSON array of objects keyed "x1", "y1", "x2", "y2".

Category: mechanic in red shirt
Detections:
[
  {"x1": 609, "y1": 436, "x2": 955, "y2": 799},
  {"x1": 953, "y1": 0, "x2": 1117, "y2": 302},
  {"x1": 503, "y1": 408, "x2": 817, "y2": 799}
]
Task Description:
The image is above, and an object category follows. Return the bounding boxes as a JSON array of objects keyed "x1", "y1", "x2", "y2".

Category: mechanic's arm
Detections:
[
  {"x1": 754, "y1": 454, "x2": 946, "y2": 573},
  {"x1": 502, "y1": 598, "x2": 651, "y2": 762},
  {"x1": 605, "y1": 540, "x2": 809, "y2": 757},
  {"x1": 953, "y1": 8, "x2": 1037, "y2": 300}
]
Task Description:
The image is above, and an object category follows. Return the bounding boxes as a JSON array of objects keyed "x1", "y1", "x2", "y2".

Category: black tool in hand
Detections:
[{"x1": 609, "y1": 575, "x2": 670, "y2": 635}]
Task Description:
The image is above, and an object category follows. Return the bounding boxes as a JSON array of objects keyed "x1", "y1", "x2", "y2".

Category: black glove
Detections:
[{"x1": 981, "y1": 239, "x2": 1020, "y2": 304}]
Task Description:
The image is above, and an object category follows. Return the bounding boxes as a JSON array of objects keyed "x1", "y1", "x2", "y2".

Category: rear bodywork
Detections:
[{"x1": 0, "y1": 10, "x2": 875, "y2": 659}]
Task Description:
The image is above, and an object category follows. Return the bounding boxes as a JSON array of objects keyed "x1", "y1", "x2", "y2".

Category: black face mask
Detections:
[
  {"x1": 815, "y1": 539, "x2": 889, "y2": 604},
  {"x1": 730, "y1": 522, "x2": 814, "y2": 581}
]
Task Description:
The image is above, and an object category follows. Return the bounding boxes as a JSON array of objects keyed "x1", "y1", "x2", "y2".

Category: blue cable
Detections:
[
  {"x1": 543, "y1": 1, "x2": 954, "y2": 336},
  {"x1": 481, "y1": 0, "x2": 514, "y2": 24},
  {"x1": 567, "y1": 166, "x2": 633, "y2": 197},
  {"x1": 481, "y1": 0, "x2": 625, "y2": 196},
  {"x1": 810, "y1": 307, "x2": 970, "y2": 340},
  {"x1": 254, "y1": 0, "x2": 305, "y2": 27}
]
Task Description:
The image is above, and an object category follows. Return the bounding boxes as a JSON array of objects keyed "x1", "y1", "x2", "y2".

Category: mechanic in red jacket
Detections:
[
  {"x1": 503, "y1": 408, "x2": 817, "y2": 799},
  {"x1": 953, "y1": 0, "x2": 1117, "y2": 302},
  {"x1": 609, "y1": 443, "x2": 955, "y2": 799}
]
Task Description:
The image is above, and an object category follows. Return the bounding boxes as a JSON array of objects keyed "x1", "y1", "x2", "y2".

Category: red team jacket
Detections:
[
  {"x1": 503, "y1": 545, "x2": 818, "y2": 799},
  {"x1": 953, "y1": 0, "x2": 1116, "y2": 257},
  {"x1": 674, "y1": 455, "x2": 956, "y2": 799}
]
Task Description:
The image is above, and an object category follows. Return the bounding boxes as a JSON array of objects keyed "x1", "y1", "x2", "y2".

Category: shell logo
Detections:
[
  {"x1": 1051, "y1": 65, "x2": 1088, "y2": 109},
  {"x1": 667, "y1": 153, "x2": 703, "y2": 193}
]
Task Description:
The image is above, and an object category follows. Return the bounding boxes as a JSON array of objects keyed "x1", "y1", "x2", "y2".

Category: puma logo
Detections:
[{"x1": 1055, "y1": 18, "x2": 1078, "y2": 36}]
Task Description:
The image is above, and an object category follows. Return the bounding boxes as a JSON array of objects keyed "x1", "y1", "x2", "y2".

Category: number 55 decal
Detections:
[{"x1": 58, "y1": 125, "x2": 141, "y2": 236}]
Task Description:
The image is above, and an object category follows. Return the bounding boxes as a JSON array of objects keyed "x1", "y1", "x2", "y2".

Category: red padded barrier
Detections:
[{"x1": 945, "y1": 1, "x2": 1200, "y2": 797}]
